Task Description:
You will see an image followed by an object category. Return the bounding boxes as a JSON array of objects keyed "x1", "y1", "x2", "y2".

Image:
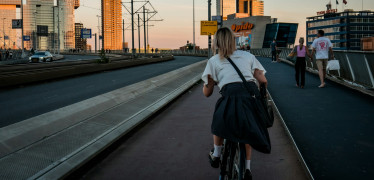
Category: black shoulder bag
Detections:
[{"x1": 226, "y1": 57, "x2": 274, "y2": 128}]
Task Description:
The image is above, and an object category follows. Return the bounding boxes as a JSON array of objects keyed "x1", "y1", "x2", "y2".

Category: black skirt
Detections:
[{"x1": 212, "y1": 82, "x2": 271, "y2": 154}]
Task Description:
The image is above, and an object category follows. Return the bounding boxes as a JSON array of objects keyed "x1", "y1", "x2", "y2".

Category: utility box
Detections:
[{"x1": 361, "y1": 37, "x2": 374, "y2": 51}]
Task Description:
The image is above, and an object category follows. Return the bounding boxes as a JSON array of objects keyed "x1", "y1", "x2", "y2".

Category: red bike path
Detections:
[{"x1": 80, "y1": 83, "x2": 308, "y2": 180}]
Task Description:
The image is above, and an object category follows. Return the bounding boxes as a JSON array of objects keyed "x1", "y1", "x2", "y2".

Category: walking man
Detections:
[
  {"x1": 270, "y1": 39, "x2": 277, "y2": 62},
  {"x1": 311, "y1": 30, "x2": 334, "y2": 88}
]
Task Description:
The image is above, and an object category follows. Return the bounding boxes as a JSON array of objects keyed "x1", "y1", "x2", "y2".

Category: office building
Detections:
[
  {"x1": 0, "y1": 0, "x2": 78, "y2": 51},
  {"x1": 307, "y1": 10, "x2": 374, "y2": 50},
  {"x1": 263, "y1": 23, "x2": 298, "y2": 48},
  {"x1": 216, "y1": 0, "x2": 264, "y2": 20},
  {"x1": 75, "y1": 23, "x2": 87, "y2": 50},
  {"x1": 0, "y1": 0, "x2": 20, "y2": 49},
  {"x1": 102, "y1": 0, "x2": 122, "y2": 50}
]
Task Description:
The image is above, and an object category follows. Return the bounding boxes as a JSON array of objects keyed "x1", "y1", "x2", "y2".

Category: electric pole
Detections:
[
  {"x1": 21, "y1": 0, "x2": 24, "y2": 57},
  {"x1": 101, "y1": 0, "x2": 104, "y2": 51},
  {"x1": 131, "y1": 0, "x2": 135, "y2": 57},
  {"x1": 123, "y1": 19, "x2": 125, "y2": 53},
  {"x1": 143, "y1": 6, "x2": 146, "y2": 55},
  {"x1": 208, "y1": 0, "x2": 212, "y2": 58},
  {"x1": 138, "y1": 14, "x2": 140, "y2": 54},
  {"x1": 193, "y1": 0, "x2": 195, "y2": 54}
]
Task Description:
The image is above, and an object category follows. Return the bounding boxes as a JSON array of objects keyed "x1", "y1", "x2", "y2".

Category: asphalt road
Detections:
[
  {"x1": 258, "y1": 57, "x2": 374, "y2": 180},
  {"x1": 0, "y1": 56, "x2": 206, "y2": 128},
  {"x1": 59, "y1": 55, "x2": 100, "y2": 62}
]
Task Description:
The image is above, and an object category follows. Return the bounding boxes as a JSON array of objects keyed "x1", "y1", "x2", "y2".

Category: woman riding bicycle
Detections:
[{"x1": 202, "y1": 27, "x2": 271, "y2": 180}]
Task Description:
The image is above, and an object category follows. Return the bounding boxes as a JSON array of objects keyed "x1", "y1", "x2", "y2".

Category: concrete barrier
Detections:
[{"x1": 0, "y1": 60, "x2": 207, "y2": 179}]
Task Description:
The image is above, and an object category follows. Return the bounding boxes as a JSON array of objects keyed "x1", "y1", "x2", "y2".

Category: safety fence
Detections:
[
  {"x1": 250, "y1": 48, "x2": 374, "y2": 88},
  {"x1": 161, "y1": 49, "x2": 209, "y2": 57}
]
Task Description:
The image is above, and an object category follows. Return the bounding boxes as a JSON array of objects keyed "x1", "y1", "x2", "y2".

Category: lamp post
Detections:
[
  {"x1": 33, "y1": 12, "x2": 37, "y2": 50},
  {"x1": 193, "y1": 0, "x2": 195, "y2": 54},
  {"x1": 96, "y1": 15, "x2": 101, "y2": 50},
  {"x1": 2, "y1": 18, "x2": 5, "y2": 48}
]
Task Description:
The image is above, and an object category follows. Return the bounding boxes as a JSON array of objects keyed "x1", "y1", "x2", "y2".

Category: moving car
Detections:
[{"x1": 29, "y1": 51, "x2": 54, "y2": 63}]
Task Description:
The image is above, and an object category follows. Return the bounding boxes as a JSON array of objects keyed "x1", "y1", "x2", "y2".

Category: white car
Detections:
[{"x1": 29, "y1": 51, "x2": 54, "y2": 63}]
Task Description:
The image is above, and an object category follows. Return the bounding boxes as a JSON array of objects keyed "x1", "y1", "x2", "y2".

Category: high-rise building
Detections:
[
  {"x1": 102, "y1": 0, "x2": 122, "y2": 50},
  {"x1": 251, "y1": 0, "x2": 264, "y2": 16},
  {"x1": 216, "y1": 0, "x2": 264, "y2": 20},
  {"x1": 0, "y1": 0, "x2": 78, "y2": 51},
  {"x1": 0, "y1": 1, "x2": 20, "y2": 49},
  {"x1": 75, "y1": 23, "x2": 87, "y2": 50}
]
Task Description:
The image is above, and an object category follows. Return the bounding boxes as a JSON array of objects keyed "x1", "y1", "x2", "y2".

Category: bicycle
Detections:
[{"x1": 219, "y1": 140, "x2": 247, "y2": 180}]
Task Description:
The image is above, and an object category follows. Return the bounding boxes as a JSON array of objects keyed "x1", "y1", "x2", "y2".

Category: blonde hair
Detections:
[{"x1": 213, "y1": 27, "x2": 236, "y2": 59}]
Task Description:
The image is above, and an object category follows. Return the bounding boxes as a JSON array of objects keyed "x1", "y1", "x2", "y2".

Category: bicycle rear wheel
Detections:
[{"x1": 231, "y1": 143, "x2": 246, "y2": 180}]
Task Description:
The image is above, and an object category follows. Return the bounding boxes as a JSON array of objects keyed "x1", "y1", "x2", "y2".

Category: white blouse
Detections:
[{"x1": 201, "y1": 50, "x2": 266, "y2": 89}]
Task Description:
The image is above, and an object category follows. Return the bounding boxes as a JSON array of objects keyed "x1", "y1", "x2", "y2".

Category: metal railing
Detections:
[
  {"x1": 161, "y1": 49, "x2": 209, "y2": 56},
  {"x1": 250, "y1": 48, "x2": 374, "y2": 88}
]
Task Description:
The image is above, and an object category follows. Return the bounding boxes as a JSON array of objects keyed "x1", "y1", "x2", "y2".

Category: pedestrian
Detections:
[
  {"x1": 0, "y1": 50, "x2": 2, "y2": 61},
  {"x1": 292, "y1": 37, "x2": 312, "y2": 88},
  {"x1": 155, "y1": 48, "x2": 158, "y2": 53},
  {"x1": 270, "y1": 39, "x2": 277, "y2": 62},
  {"x1": 311, "y1": 30, "x2": 335, "y2": 88},
  {"x1": 5, "y1": 49, "x2": 9, "y2": 60},
  {"x1": 202, "y1": 27, "x2": 270, "y2": 180},
  {"x1": 151, "y1": 48, "x2": 154, "y2": 53},
  {"x1": 9, "y1": 50, "x2": 13, "y2": 59}
]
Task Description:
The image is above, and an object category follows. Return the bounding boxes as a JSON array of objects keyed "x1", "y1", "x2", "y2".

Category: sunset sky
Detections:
[{"x1": 75, "y1": 0, "x2": 374, "y2": 49}]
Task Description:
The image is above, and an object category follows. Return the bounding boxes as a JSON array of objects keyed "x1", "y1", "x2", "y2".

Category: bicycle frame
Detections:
[{"x1": 219, "y1": 139, "x2": 246, "y2": 180}]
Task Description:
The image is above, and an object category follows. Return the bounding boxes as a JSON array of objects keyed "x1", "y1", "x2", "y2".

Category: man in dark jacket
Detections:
[{"x1": 270, "y1": 39, "x2": 277, "y2": 62}]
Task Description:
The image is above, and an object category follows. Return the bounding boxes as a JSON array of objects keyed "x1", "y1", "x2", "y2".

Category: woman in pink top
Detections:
[{"x1": 292, "y1": 37, "x2": 312, "y2": 88}]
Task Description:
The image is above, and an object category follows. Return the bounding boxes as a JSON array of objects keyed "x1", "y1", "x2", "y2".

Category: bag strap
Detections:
[{"x1": 226, "y1": 57, "x2": 255, "y2": 96}]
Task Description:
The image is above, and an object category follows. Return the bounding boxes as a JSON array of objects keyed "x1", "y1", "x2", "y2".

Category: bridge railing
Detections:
[
  {"x1": 251, "y1": 48, "x2": 374, "y2": 88},
  {"x1": 160, "y1": 49, "x2": 209, "y2": 57}
]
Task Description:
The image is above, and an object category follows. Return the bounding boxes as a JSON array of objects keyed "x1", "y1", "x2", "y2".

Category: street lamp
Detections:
[
  {"x1": 2, "y1": 18, "x2": 6, "y2": 48},
  {"x1": 33, "y1": 12, "x2": 37, "y2": 50}
]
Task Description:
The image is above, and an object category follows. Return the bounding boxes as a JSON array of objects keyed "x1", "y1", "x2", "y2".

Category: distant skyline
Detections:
[{"x1": 75, "y1": 0, "x2": 374, "y2": 49}]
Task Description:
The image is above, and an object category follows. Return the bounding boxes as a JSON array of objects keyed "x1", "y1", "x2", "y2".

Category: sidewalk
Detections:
[
  {"x1": 258, "y1": 57, "x2": 374, "y2": 179},
  {"x1": 81, "y1": 83, "x2": 308, "y2": 180}
]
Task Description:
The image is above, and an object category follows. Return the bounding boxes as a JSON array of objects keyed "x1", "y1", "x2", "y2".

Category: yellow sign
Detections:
[{"x1": 200, "y1": 21, "x2": 218, "y2": 36}]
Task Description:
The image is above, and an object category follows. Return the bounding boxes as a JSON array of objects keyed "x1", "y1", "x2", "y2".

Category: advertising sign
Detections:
[
  {"x1": 200, "y1": 21, "x2": 218, "y2": 36},
  {"x1": 231, "y1": 22, "x2": 254, "y2": 37},
  {"x1": 23, "y1": 36, "x2": 30, "y2": 41},
  {"x1": 81, "y1": 28, "x2": 92, "y2": 39},
  {"x1": 37, "y1": 25, "x2": 48, "y2": 36},
  {"x1": 12, "y1": 19, "x2": 22, "y2": 29}
]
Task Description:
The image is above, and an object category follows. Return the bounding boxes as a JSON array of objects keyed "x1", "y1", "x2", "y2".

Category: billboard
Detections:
[
  {"x1": 37, "y1": 25, "x2": 48, "y2": 36},
  {"x1": 12, "y1": 19, "x2": 22, "y2": 29},
  {"x1": 81, "y1": 28, "x2": 92, "y2": 39}
]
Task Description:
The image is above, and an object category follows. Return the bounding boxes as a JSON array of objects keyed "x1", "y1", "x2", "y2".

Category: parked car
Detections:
[{"x1": 29, "y1": 51, "x2": 54, "y2": 63}]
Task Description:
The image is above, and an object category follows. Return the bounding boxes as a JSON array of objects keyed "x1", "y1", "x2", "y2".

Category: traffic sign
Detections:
[
  {"x1": 23, "y1": 36, "x2": 30, "y2": 41},
  {"x1": 12, "y1": 19, "x2": 22, "y2": 29},
  {"x1": 81, "y1": 28, "x2": 92, "y2": 39},
  {"x1": 200, "y1": 21, "x2": 218, "y2": 36}
]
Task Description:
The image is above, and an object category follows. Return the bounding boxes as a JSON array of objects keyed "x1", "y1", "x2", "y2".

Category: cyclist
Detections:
[{"x1": 202, "y1": 27, "x2": 271, "y2": 179}]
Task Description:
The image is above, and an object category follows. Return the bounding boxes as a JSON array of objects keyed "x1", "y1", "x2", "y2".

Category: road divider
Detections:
[{"x1": 0, "y1": 56, "x2": 174, "y2": 88}]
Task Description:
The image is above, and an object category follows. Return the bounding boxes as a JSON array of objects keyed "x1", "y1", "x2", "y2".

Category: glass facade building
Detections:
[
  {"x1": 263, "y1": 23, "x2": 298, "y2": 48},
  {"x1": 75, "y1": 23, "x2": 86, "y2": 50},
  {"x1": 307, "y1": 10, "x2": 374, "y2": 50},
  {"x1": 102, "y1": 0, "x2": 122, "y2": 50}
]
